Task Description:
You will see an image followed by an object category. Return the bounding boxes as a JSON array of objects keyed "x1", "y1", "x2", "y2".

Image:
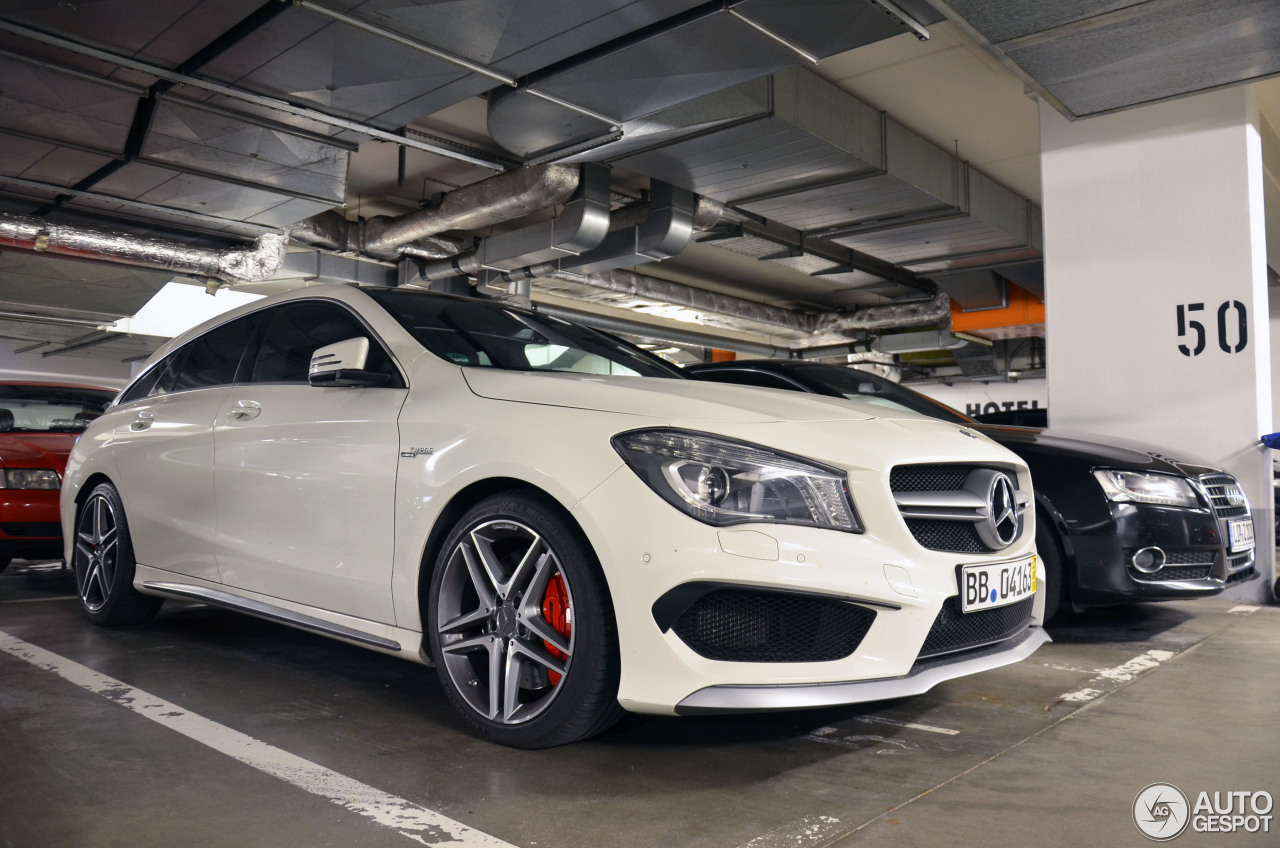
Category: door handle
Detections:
[
  {"x1": 129, "y1": 412, "x2": 154, "y2": 431},
  {"x1": 227, "y1": 401, "x2": 261, "y2": 421}
]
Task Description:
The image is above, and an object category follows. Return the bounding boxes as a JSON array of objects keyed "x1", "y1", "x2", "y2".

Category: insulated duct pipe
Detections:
[
  {"x1": 290, "y1": 211, "x2": 463, "y2": 260},
  {"x1": 0, "y1": 212, "x2": 288, "y2": 283},
  {"x1": 291, "y1": 164, "x2": 579, "y2": 260},
  {"x1": 364, "y1": 164, "x2": 579, "y2": 260},
  {"x1": 525, "y1": 266, "x2": 952, "y2": 337}
]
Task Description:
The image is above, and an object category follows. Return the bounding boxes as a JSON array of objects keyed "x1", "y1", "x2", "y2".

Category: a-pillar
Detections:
[{"x1": 1040, "y1": 86, "x2": 1274, "y2": 602}]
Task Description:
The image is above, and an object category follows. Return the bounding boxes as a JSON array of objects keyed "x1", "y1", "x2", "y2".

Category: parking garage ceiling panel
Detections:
[
  {"x1": 936, "y1": 0, "x2": 1280, "y2": 118},
  {"x1": 0, "y1": 251, "x2": 172, "y2": 317}
]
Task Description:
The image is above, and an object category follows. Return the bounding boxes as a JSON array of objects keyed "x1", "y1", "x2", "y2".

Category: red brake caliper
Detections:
[{"x1": 541, "y1": 573, "x2": 571, "y2": 686}]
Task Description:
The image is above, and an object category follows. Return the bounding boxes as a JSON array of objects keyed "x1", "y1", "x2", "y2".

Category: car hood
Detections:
[
  {"x1": 461, "y1": 370, "x2": 892, "y2": 423},
  {"x1": 975, "y1": 426, "x2": 1222, "y2": 476},
  {"x1": 0, "y1": 433, "x2": 76, "y2": 469}
]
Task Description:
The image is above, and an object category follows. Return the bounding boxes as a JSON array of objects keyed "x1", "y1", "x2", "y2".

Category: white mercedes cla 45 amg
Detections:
[{"x1": 63, "y1": 284, "x2": 1047, "y2": 747}]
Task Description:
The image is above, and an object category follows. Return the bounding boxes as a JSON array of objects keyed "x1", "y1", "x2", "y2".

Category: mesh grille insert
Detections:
[
  {"x1": 903, "y1": 519, "x2": 988, "y2": 554},
  {"x1": 671, "y1": 589, "x2": 876, "y2": 663},
  {"x1": 1136, "y1": 565, "x2": 1213, "y2": 582},
  {"x1": 1163, "y1": 550, "x2": 1217, "y2": 566},
  {"x1": 890, "y1": 464, "x2": 975, "y2": 492},
  {"x1": 1226, "y1": 566, "x2": 1257, "y2": 584},
  {"x1": 918, "y1": 596, "x2": 1034, "y2": 660}
]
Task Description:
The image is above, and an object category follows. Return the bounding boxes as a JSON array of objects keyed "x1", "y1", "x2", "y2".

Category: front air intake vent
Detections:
[
  {"x1": 917, "y1": 596, "x2": 1034, "y2": 659},
  {"x1": 670, "y1": 589, "x2": 876, "y2": 663}
]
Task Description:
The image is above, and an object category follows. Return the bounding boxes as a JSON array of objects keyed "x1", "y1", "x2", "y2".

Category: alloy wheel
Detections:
[
  {"x1": 76, "y1": 493, "x2": 119, "y2": 613},
  {"x1": 435, "y1": 519, "x2": 575, "y2": 725}
]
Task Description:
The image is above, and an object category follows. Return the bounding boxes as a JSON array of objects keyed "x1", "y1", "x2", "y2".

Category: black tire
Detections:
[
  {"x1": 426, "y1": 490, "x2": 623, "y2": 748},
  {"x1": 1035, "y1": 513, "x2": 1066, "y2": 624},
  {"x1": 73, "y1": 483, "x2": 163, "y2": 626},
  {"x1": 0, "y1": 556, "x2": 10, "y2": 575}
]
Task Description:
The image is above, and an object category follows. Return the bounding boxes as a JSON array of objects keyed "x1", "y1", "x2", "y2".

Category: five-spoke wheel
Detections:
[
  {"x1": 428, "y1": 491, "x2": 620, "y2": 748},
  {"x1": 73, "y1": 483, "x2": 162, "y2": 625}
]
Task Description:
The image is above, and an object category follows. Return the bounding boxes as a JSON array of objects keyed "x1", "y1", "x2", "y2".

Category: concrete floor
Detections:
[{"x1": 1, "y1": 560, "x2": 1276, "y2": 848}]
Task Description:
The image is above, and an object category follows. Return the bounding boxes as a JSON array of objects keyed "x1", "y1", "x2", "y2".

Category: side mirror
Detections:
[{"x1": 308, "y1": 337, "x2": 390, "y2": 388}]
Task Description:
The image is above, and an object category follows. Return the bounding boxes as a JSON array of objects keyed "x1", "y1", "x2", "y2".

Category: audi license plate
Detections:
[
  {"x1": 960, "y1": 555, "x2": 1036, "y2": 613},
  {"x1": 1229, "y1": 518, "x2": 1255, "y2": 552}
]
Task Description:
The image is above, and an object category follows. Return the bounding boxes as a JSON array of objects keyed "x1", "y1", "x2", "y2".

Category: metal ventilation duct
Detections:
[
  {"x1": 488, "y1": 0, "x2": 934, "y2": 159},
  {"x1": 0, "y1": 212, "x2": 287, "y2": 283},
  {"x1": 574, "y1": 67, "x2": 1041, "y2": 281}
]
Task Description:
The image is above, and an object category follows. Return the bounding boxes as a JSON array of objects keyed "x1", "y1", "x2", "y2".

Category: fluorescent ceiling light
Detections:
[{"x1": 110, "y1": 281, "x2": 264, "y2": 338}]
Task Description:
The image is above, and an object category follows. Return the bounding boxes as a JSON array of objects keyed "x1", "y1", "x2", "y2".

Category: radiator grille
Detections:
[
  {"x1": 890, "y1": 464, "x2": 976, "y2": 492},
  {"x1": 892, "y1": 464, "x2": 1023, "y2": 553},
  {"x1": 903, "y1": 519, "x2": 988, "y2": 554},
  {"x1": 1198, "y1": 474, "x2": 1249, "y2": 518}
]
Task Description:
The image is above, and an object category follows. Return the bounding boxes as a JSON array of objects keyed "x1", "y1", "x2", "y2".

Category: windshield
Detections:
[
  {"x1": 368, "y1": 290, "x2": 685, "y2": 379},
  {"x1": 0, "y1": 385, "x2": 116, "y2": 433},
  {"x1": 790, "y1": 365, "x2": 973, "y2": 424}
]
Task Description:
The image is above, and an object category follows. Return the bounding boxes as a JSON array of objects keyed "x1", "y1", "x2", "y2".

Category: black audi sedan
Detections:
[{"x1": 686, "y1": 359, "x2": 1259, "y2": 621}]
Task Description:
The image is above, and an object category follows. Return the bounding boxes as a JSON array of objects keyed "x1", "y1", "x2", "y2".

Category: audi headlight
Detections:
[
  {"x1": 2, "y1": 468, "x2": 61, "y2": 490},
  {"x1": 612, "y1": 429, "x2": 861, "y2": 532},
  {"x1": 1092, "y1": 469, "x2": 1199, "y2": 507}
]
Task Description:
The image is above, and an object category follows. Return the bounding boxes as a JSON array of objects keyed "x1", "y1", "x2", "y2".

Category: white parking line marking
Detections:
[
  {"x1": 1055, "y1": 649, "x2": 1175, "y2": 704},
  {"x1": 854, "y1": 715, "x2": 960, "y2": 736},
  {"x1": 738, "y1": 815, "x2": 843, "y2": 848},
  {"x1": 0, "y1": 630, "x2": 515, "y2": 848},
  {"x1": 0, "y1": 595, "x2": 78, "y2": 604},
  {"x1": 1228, "y1": 604, "x2": 1261, "y2": 615}
]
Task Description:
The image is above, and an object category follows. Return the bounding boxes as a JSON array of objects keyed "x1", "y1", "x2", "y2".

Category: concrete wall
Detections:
[{"x1": 1041, "y1": 87, "x2": 1273, "y2": 601}]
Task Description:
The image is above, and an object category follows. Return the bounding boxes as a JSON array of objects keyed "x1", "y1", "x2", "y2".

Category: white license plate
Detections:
[
  {"x1": 959, "y1": 555, "x2": 1036, "y2": 613},
  {"x1": 1229, "y1": 518, "x2": 1255, "y2": 552}
]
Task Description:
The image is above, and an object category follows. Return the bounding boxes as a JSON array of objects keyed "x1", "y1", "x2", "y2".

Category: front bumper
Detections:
[
  {"x1": 573, "y1": 457, "x2": 1044, "y2": 715},
  {"x1": 1067, "y1": 500, "x2": 1258, "y2": 604},
  {"x1": 675, "y1": 625, "x2": 1050, "y2": 714},
  {"x1": 0, "y1": 489, "x2": 64, "y2": 560}
]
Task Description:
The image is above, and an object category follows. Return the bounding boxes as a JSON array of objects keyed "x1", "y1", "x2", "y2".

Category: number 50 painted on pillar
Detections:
[{"x1": 1177, "y1": 301, "x2": 1247, "y2": 356}]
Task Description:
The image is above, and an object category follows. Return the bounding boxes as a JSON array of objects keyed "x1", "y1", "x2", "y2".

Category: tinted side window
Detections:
[
  {"x1": 118, "y1": 351, "x2": 184, "y2": 404},
  {"x1": 249, "y1": 301, "x2": 400, "y2": 385},
  {"x1": 698, "y1": 369, "x2": 803, "y2": 391},
  {"x1": 170, "y1": 313, "x2": 262, "y2": 392}
]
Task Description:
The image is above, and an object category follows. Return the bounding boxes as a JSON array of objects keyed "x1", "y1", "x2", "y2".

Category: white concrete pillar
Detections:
[{"x1": 1041, "y1": 86, "x2": 1274, "y2": 602}]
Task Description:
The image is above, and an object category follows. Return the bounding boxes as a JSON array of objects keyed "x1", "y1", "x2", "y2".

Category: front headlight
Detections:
[
  {"x1": 1092, "y1": 469, "x2": 1199, "y2": 507},
  {"x1": 2, "y1": 468, "x2": 62, "y2": 490},
  {"x1": 612, "y1": 429, "x2": 861, "y2": 532}
]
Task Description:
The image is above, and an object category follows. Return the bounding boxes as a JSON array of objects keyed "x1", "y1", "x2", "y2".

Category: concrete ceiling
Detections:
[{"x1": 0, "y1": 0, "x2": 1276, "y2": 372}]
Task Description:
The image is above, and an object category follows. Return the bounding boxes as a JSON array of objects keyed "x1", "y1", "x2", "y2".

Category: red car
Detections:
[{"x1": 0, "y1": 382, "x2": 118, "y2": 573}]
